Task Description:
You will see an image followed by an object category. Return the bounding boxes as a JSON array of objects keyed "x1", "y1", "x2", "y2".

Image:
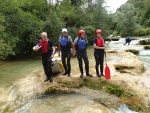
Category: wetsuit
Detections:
[
  {"x1": 74, "y1": 37, "x2": 92, "y2": 77},
  {"x1": 37, "y1": 39, "x2": 53, "y2": 80},
  {"x1": 93, "y1": 37, "x2": 105, "y2": 76},
  {"x1": 59, "y1": 36, "x2": 72, "y2": 75}
]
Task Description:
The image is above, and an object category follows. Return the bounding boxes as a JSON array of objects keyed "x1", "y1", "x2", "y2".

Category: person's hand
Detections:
[
  {"x1": 50, "y1": 54, "x2": 54, "y2": 59},
  {"x1": 72, "y1": 51, "x2": 76, "y2": 57},
  {"x1": 100, "y1": 47, "x2": 105, "y2": 49},
  {"x1": 33, "y1": 46, "x2": 39, "y2": 51},
  {"x1": 58, "y1": 52, "x2": 61, "y2": 57}
]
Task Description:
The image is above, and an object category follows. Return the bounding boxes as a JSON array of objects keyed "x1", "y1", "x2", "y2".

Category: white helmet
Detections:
[{"x1": 62, "y1": 28, "x2": 68, "y2": 33}]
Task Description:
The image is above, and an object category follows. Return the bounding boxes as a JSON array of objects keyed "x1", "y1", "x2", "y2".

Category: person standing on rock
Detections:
[
  {"x1": 58, "y1": 28, "x2": 75, "y2": 77},
  {"x1": 124, "y1": 34, "x2": 131, "y2": 45},
  {"x1": 33, "y1": 32, "x2": 55, "y2": 82},
  {"x1": 93, "y1": 29, "x2": 105, "y2": 77},
  {"x1": 74, "y1": 30, "x2": 93, "y2": 78}
]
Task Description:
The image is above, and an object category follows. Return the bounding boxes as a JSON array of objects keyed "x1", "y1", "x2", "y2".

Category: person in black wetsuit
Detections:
[
  {"x1": 58, "y1": 28, "x2": 75, "y2": 77},
  {"x1": 33, "y1": 32, "x2": 55, "y2": 82},
  {"x1": 74, "y1": 30, "x2": 93, "y2": 78},
  {"x1": 93, "y1": 29, "x2": 105, "y2": 77}
]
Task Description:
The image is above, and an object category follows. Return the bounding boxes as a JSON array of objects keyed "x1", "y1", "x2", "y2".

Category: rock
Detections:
[
  {"x1": 138, "y1": 39, "x2": 150, "y2": 45},
  {"x1": 107, "y1": 50, "x2": 118, "y2": 53},
  {"x1": 144, "y1": 45, "x2": 150, "y2": 49},
  {"x1": 114, "y1": 52, "x2": 144, "y2": 75},
  {"x1": 111, "y1": 37, "x2": 120, "y2": 41},
  {"x1": 125, "y1": 49, "x2": 139, "y2": 54}
]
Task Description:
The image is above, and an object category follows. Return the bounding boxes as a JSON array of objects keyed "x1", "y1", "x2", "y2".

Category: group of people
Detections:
[{"x1": 33, "y1": 28, "x2": 105, "y2": 82}]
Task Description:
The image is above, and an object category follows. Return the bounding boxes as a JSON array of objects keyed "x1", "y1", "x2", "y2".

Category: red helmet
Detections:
[
  {"x1": 96, "y1": 29, "x2": 102, "y2": 34},
  {"x1": 78, "y1": 30, "x2": 85, "y2": 35}
]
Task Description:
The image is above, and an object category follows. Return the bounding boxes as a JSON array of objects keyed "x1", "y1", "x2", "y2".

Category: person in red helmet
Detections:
[
  {"x1": 93, "y1": 29, "x2": 105, "y2": 77},
  {"x1": 74, "y1": 30, "x2": 93, "y2": 78}
]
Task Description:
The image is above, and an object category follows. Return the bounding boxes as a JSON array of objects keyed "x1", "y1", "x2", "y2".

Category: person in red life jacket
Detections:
[
  {"x1": 74, "y1": 30, "x2": 93, "y2": 78},
  {"x1": 58, "y1": 28, "x2": 75, "y2": 77},
  {"x1": 93, "y1": 29, "x2": 105, "y2": 77},
  {"x1": 33, "y1": 32, "x2": 55, "y2": 82}
]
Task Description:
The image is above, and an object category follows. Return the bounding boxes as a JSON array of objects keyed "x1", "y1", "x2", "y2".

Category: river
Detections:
[{"x1": 0, "y1": 37, "x2": 149, "y2": 113}]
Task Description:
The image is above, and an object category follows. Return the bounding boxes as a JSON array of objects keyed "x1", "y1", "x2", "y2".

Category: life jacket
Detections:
[
  {"x1": 39, "y1": 39, "x2": 50, "y2": 53},
  {"x1": 95, "y1": 37, "x2": 104, "y2": 47},
  {"x1": 60, "y1": 36, "x2": 69, "y2": 47},
  {"x1": 126, "y1": 36, "x2": 131, "y2": 40},
  {"x1": 77, "y1": 38, "x2": 87, "y2": 50}
]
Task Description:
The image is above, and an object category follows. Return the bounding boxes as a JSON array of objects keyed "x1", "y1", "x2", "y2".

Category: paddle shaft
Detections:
[{"x1": 104, "y1": 52, "x2": 107, "y2": 65}]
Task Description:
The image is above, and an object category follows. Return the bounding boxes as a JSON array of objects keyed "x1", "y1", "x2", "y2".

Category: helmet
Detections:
[
  {"x1": 78, "y1": 30, "x2": 85, "y2": 35},
  {"x1": 96, "y1": 29, "x2": 102, "y2": 34},
  {"x1": 62, "y1": 28, "x2": 68, "y2": 33}
]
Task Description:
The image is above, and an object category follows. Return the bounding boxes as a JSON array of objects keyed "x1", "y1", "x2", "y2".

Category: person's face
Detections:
[
  {"x1": 62, "y1": 32, "x2": 68, "y2": 36},
  {"x1": 41, "y1": 34, "x2": 47, "y2": 40},
  {"x1": 81, "y1": 33, "x2": 85, "y2": 38},
  {"x1": 97, "y1": 33, "x2": 101, "y2": 37}
]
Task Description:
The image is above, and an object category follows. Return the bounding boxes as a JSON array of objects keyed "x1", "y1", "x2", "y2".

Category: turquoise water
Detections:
[{"x1": 0, "y1": 59, "x2": 42, "y2": 87}]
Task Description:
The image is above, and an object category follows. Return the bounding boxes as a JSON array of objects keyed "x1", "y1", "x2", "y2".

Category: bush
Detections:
[
  {"x1": 134, "y1": 27, "x2": 150, "y2": 36},
  {"x1": 0, "y1": 40, "x2": 15, "y2": 60}
]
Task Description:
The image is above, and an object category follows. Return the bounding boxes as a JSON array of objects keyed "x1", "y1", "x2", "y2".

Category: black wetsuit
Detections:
[
  {"x1": 37, "y1": 40, "x2": 53, "y2": 80},
  {"x1": 93, "y1": 38, "x2": 105, "y2": 76}
]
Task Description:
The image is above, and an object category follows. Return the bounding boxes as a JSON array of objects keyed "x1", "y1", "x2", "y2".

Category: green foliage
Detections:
[
  {"x1": 0, "y1": 40, "x2": 15, "y2": 60},
  {"x1": 0, "y1": 0, "x2": 111, "y2": 60},
  {"x1": 111, "y1": 0, "x2": 150, "y2": 36}
]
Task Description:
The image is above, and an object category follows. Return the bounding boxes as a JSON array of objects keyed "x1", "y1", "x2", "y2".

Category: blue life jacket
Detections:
[
  {"x1": 60, "y1": 36, "x2": 68, "y2": 47},
  {"x1": 77, "y1": 38, "x2": 87, "y2": 50},
  {"x1": 127, "y1": 36, "x2": 131, "y2": 40}
]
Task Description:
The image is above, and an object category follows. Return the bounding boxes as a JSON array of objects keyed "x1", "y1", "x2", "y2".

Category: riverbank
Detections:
[{"x1": 0, "y1": 38, "x2": 150, "y2": 113}]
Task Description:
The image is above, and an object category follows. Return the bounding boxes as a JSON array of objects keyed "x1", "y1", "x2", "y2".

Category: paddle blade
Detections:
[{"x1": 105, "y1": 64, "x2": 111, "y2": 79}]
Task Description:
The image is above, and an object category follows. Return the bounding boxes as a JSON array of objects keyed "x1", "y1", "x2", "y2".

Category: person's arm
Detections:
[
  {"x1": 93, "y1": 39, "x2": 105, "y2": 49},
  {"x1": 69, "y1": 36, "x2": 75, "y2": 56},
  {"x1": 58, "y1": 37, "x2": 61, "y2": 57},
  {"x1": 33, "y1": 40, "x2": 41, "y2": 51},
  {"x1": 51, "y1": 46, "x2": 55, "y2": 59}
]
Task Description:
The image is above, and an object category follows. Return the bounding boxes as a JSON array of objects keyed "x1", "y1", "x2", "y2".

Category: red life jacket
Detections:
[
  {"x1": 39, "y1": 39, "x2": 49, "y2": 53},
  {"x1": 96, "y1": 37, "x2": 104, "y2": 47}
]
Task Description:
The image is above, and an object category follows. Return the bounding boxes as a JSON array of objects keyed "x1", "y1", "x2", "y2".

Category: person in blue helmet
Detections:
[{"x1": 74, "y1": 30, "x2": 93, "y2": 78}]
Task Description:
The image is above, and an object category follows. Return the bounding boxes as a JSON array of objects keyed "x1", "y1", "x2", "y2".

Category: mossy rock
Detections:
[
  {"x1": 111, "y1": 37, "x2": 120, "y2": 41},
  {"x1": 125, "y1": 49, "x2": 139, "y2": 54},
  {"x1": 139, "y1": 39, "x2": 150, "y2": 45},
  {"x1": 144, "y1": 45, "x2": 150, "y2": 49}
]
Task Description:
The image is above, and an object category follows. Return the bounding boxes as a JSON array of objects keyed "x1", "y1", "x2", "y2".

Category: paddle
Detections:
[{"x1": 104, "y1": 52, "x2": 111, "y2": 79}]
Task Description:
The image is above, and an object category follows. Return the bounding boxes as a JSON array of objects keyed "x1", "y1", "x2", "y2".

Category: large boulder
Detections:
[{"x1": 114, "y1": 52, "x2": 144, "y2": 75}]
